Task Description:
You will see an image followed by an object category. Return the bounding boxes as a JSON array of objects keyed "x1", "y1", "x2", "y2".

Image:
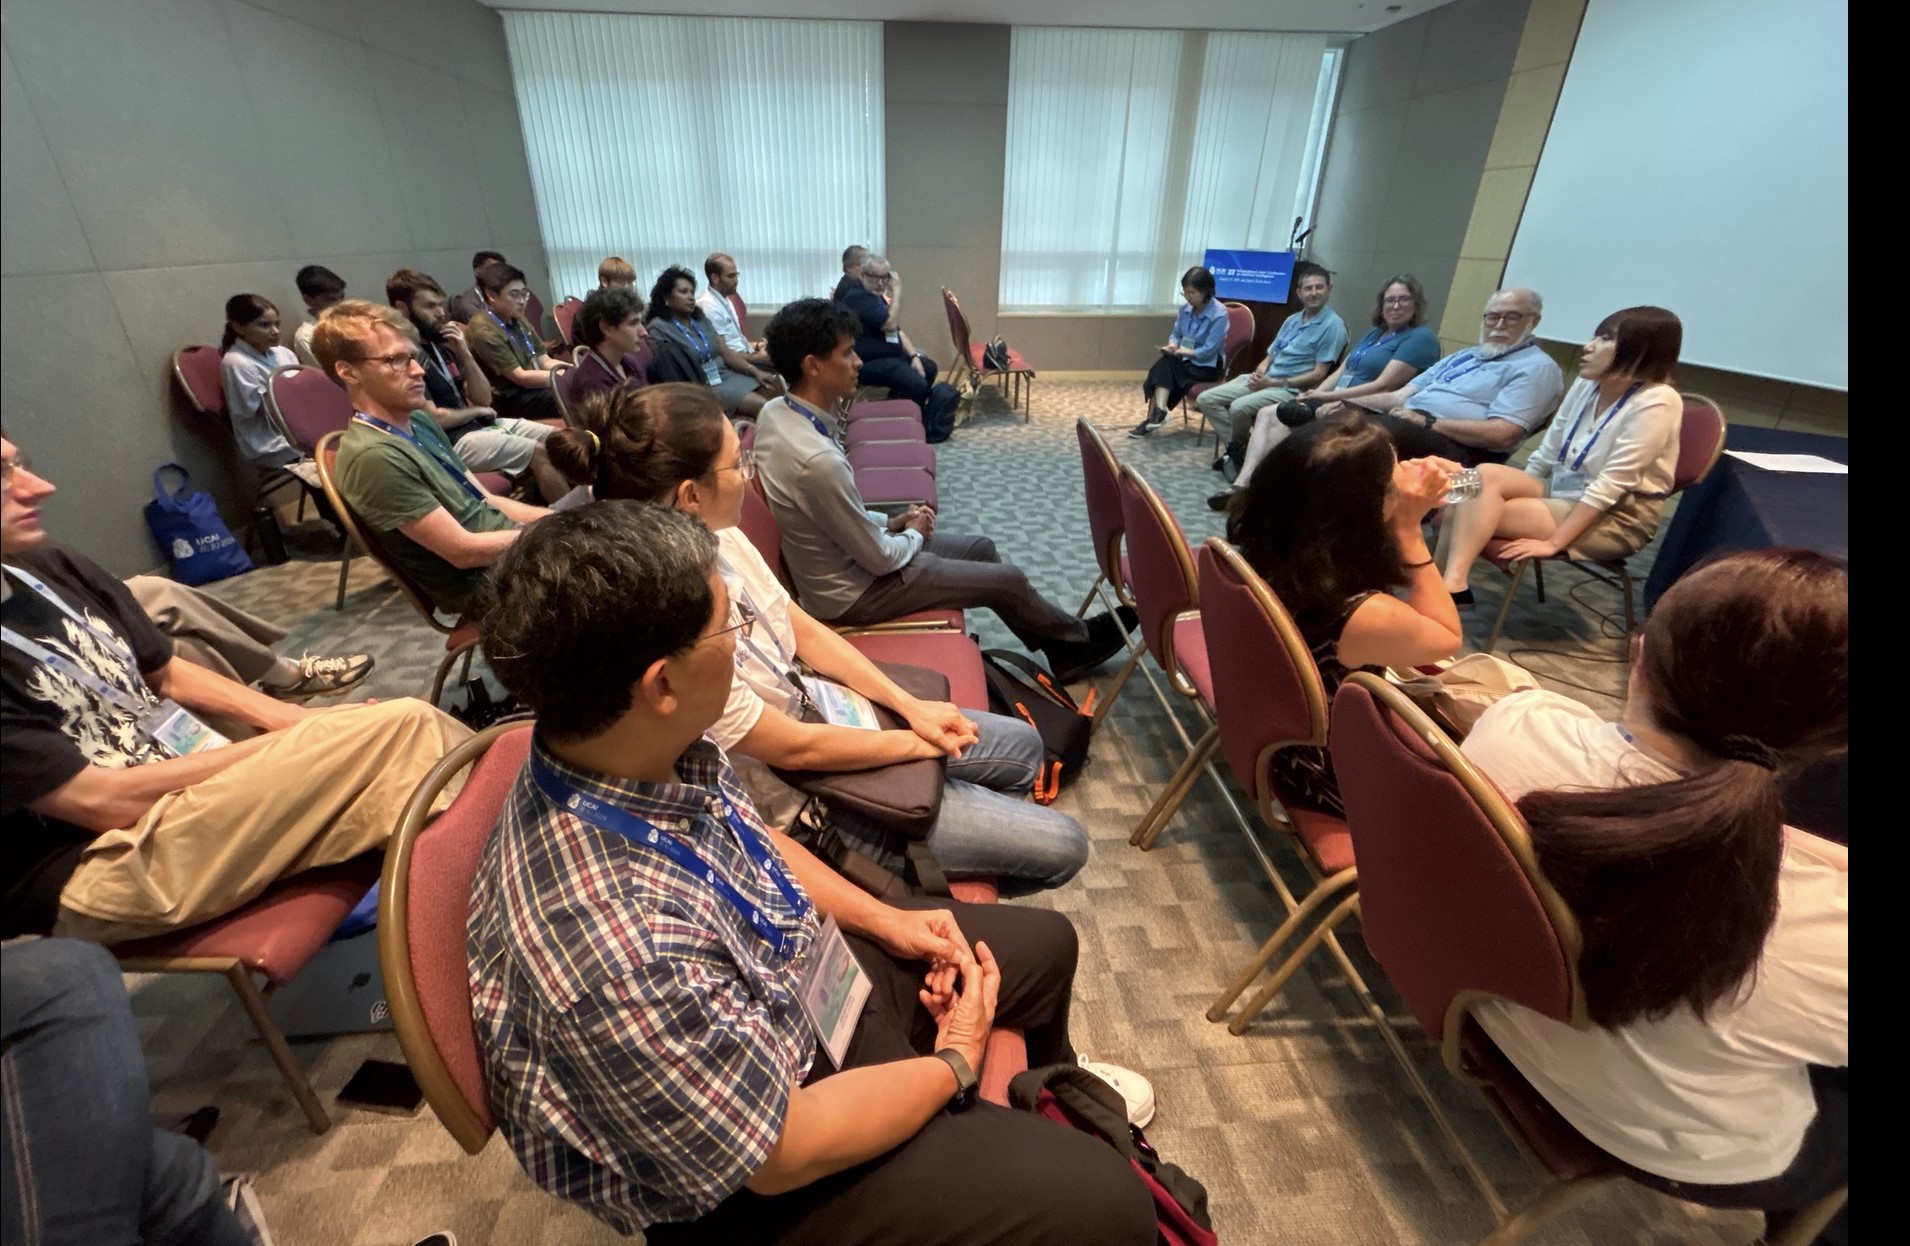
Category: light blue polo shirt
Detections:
[
  {"x1": 1408, "y1": 339, "x2": 1566, "y2": 431},
  {"x1": 1265, "y1": 306, "x2": 1347, "y2": 376}
]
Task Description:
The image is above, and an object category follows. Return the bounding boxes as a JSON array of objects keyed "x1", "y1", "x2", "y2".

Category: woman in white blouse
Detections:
[
  {"x1": 217, "y1": 293, "x2": 301, "y2": 472},
  {"x1": 1438, "y1": 306, "x2": 1683, "y2": 605}
]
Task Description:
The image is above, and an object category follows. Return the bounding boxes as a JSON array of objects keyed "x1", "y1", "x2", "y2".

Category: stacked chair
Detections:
[{"x1": 840, "y1": 394, "x2": 938, "y2": 510}]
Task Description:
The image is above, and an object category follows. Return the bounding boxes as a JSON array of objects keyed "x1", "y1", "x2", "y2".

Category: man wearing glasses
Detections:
[
  {"x1": 462, "y1": 261, "x2": 565, "y2": 426},
  {"x1": 837, "y1": 255, "x2": 961, "y2": 442},
  {"x1": 316, "y1": 301, "x2": 550, "y2": 616},
  {"x1": 1342, "y1": 287, "x2": 1566, "y2": 467}
]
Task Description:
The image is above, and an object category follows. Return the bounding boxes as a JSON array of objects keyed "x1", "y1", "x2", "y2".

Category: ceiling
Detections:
[{"x1": 476, "y1": 0, "x2": 1454, "y2": 37}]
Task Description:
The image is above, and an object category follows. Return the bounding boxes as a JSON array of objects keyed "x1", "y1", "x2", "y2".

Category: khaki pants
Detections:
[
  {"x1": 54, "y1": 699, "x2": 473, "y2": 945},
  {"x1": 125, "y1": 576, "x2": 286, "y2": 687},
  {"x1": 1193, "y1": 375, "x2": 1295, "y2": 446}
]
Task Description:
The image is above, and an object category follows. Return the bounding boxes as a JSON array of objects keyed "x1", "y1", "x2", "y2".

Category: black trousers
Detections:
[
  {"x1": 1612, "y1": 1065, "x2": 1848, "y2": 1246},
  {"x1": 861, "y1": 356, "x2": 959, "y2": 438},
  {"x1": 493, "y1": 386, "x2": 563, "y2": 425},
  {"x1": 833, "y1": 532, "x2": 1090, "y2": 649},
  {"x1": 1363, "y1": 409, "x2": 1511, "y2": 468},
  {"x1": 1141, "y1": 355, "x2": 1220, "y2": 411},
  {"x1": 647, "y1": 901, "x2": 1156, "y2": 1246}
]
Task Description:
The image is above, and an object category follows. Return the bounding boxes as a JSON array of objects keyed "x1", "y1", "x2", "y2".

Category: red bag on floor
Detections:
[{"x1": 1008, "y1": 1064, "x2": 1219, "y2": 1245}]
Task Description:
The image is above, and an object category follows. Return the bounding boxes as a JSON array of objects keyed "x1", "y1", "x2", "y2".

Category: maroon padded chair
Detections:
[
  {"x1": 728, "y1": 292, "x2": 749, "y2": 341},
  {"x1": 1182, "y1": 302, "x2": 1256, "y2": 442},
  {"x1": 943, "y1": 286, "x2": 1034, "y2": 420},
  {"x1": 848, "y1": 440, "x2": 937, "y2": 475},
  {"x1": 526, "y1": 290, "x2": 549, "y2": 346},
  {"x1": 845, "y1": 418, "x2": 927, "y2": 448},
  {"x1": 1114, "y1": 466, "x2": 1221, "y2": 849},
  {"x1": 1480, "y1": 393, "x2": 1727, "y2": 651},
  {"x1": 846, "y1": 398, "x2": 923, "y2": 425},
  {"x1": 171, "y1": 345, "x2": 228, "y2": 418},
  {"x1": 552, "y1": 296, "x2": 584, "y2": 345},
  {"x1": 115, "y1": 854, "x2": 384, "y2": 1134},
  {"x1": 739, "y1": 479, "x2": 961, "y2": 632},
  {"x1": 1194, "y1": 539, "x2": 1361, "y2": 1034},
  {"x1": 265, "y1": 364, "x2": 353, "y2": 454},
  {"x1": 1074, "y1": 418, "x2": 1135, "y2": 623},
  {"x1": 380, "y1": 722, "x2": 528, "y2": 1153},
  {"x1": 841, "y1": 629, "x2": 989, "y2": 712},
  {"x1": 853, "y1": 465, "x2": 937, "y2": 510}
]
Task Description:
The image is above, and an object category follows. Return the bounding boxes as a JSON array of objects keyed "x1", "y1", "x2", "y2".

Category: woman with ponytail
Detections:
[
  {"x1": 217, "y1": 293, "x2": 300, "y2": 471},
  {"x1": 1461, "y1": 548, "x2": 1848, "y2": 1243},
  {"x1": 545, "y1": 384, "x2": 1092, "y2": 895}
]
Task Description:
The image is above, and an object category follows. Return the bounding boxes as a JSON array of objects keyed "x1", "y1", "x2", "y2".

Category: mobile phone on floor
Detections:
[{"x1": 335, "y1": 1059, "x2": 424, "y2": 1116}]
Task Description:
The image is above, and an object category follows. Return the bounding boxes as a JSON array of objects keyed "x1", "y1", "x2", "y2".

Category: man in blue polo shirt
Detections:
[
  {"x1": 1346, "y1": 287, "x2": 1565, "y2": 468},
  {"x1": 1188, "y1": 261, "x2": 1346, "y2": 451}
]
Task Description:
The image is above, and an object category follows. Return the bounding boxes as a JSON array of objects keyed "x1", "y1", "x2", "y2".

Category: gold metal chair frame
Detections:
[
  {"x1": 378, "y1": 721, "x2": 523, "y2": 1154},
  {"x1": 314, "y1": 430, "x2": 480, "y2": 705},
  {"x1": 1483, "y1": 392, "x2": 1729, "y2": 652}
]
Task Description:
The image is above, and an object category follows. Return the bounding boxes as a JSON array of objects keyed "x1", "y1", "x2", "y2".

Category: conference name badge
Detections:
[
  {"x1": 797, "y1": 915, "x2": 870, "y2": 1069},
  {"x1": 141, "y1": 700, "x2": 229, "y2": 757},
  {"x1": 703, "y1": 358, "x2": 723, "y2": 385}
]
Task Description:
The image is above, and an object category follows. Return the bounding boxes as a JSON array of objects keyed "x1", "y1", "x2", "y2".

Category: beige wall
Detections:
[{"x1": 2, "y1": 0, "x2": 551, "y2": 575}]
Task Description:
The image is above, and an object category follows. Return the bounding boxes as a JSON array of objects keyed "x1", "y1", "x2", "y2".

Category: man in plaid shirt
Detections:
[{"x1": 467, "y1": 502, "x2": 1154, "y2": 1244}]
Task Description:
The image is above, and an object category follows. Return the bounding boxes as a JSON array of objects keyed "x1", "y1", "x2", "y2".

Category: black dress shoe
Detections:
[
  {"x1": 1127, "y1": 412, "x2": 1166, "y2": 438},
  {"x1": 1207, "y1": 489, "x2": 1237, "y2": 512},
  {"x1": 1449, "y1": 587, "x2": 1475, "y2": 608},
  {"x1": 1044, "y1": 615, "x2": 1128, "y2": 683},
  {"x1": 1210, "y1": 454, "x2": 1227, "y2": 472}
]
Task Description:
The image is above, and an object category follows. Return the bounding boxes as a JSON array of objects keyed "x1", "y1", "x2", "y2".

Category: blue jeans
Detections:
[
  {"x1": 1, "y1": 939, "x2": 248, "y2": 1246},
  {"x1": 831, "y1": 711, "x2": 1089, "y2": 892}
]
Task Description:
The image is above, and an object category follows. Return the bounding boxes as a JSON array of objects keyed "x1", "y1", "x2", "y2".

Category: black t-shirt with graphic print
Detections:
[{"x1": 1, "y1": 546, "x2": 172, "y2": 936}]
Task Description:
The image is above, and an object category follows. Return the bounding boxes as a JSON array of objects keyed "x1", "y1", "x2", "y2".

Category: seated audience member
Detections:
[
  {"x1": 217, "y1": 293, "x2": 300, "y2": 472},
  {"x1": 547, "y1": 384, "x2": 1090, "y2": 891},
  {"x1": 837, "y1": 255, "x2": 960, "y2": 437},
  {"x1": 291, "y1": 264, "x2": 347, "y2": 367},
  {"x1": 1438, "y1": 307, "x2": 1684, "y2": 605},
  {"x1": 1209, "y1": 273, "x2": 1442, "y2": 509},
  {"x1": 1166, "y1": 260, "x2": 1344, "y2": 442},
  {"x1": 1131, "y1": 266, "x2": 1228, "y2": 435},
  {"x1": 387, "y1": 267, "x2": 567, "y2": 503},
  {"x1": 2, "y1": 938, "x2": 258, "y2": 1246},
  {"x1": 834, "y1": 243, "x2": 870, "y2": 300},
  {"x1": 597, "y1": 254, "x2": 636, "y2": 291},
  {"x1": 0, "y1": 435, "x2": 470, "y2": 945},
  {"x1": 126, "y1": 575, "x2": 370, "y2": 699},
  {"x1": 467, "y1": 501, "x2": 1156, "y2": 1245},
  {"x1": 463, "y1": 262, "x2": 565, "y2": 426},
  {"x1": 317, "y1": 301, "x2": 549, "y2": 616},
  {"x1": 446, "y1": 249, "x2": 507, "y2": 323},
  {"x1": 567, "y1": 286, "x2": 650, "y2": 405},
  {"x1": 1226, "y1": 415, "x2": 1463, "y2": 817},
  {"x1": 756, "y1": 299, "x2": 1130, "y2": 682},
  {"x1": 698, "y1": 251, "x2": 774, "y2": 372},
  {"x1": 1345, "y1": 287, "x2": 1566, "y2": 467},
  {"x1": 1462, "y1": 549, "x2": 1847, "y2": 1246},
  {"x1": 645, "y1": 265, "x2": 777, "y2": 420}
]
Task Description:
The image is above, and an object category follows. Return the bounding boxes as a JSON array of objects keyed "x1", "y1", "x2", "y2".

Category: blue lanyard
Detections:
[
  {"x1": 1, "y1": 566, "x2": 150, "y2": 713},
  {"x1": 530, "y1": 755, "x2": 810, "y2": 957},
  {"x1": 1346, "y1": 328, "x2": 1400, "y2": 373},
  {"x1": 485, "y1": 309, "x2": 536, "y2": 359},
  {"x1": 1561, "y1": 383, "x2": 1644, "y2": 472},
  {"x1": 785, "y1": 396, "x2": 835, "y2": 442},
  {"x1": 1432, "y1": 338, "x2": 1537, "y2": 386},
  {"x1": 352, "y1": 413, "x2": 486, "y2": 503},
  {"x1": 675, "y1": 317, "x2": 714, "y2": 362}
]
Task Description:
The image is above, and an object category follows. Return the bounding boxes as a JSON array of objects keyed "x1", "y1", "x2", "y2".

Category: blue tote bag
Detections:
[{"x1": 144, "y1": 463, "x2": 253, "y2": 586}]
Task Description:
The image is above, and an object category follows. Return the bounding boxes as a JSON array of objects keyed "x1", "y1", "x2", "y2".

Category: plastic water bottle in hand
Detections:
[{"x1": 1443, "y1": 467, "x2": 1483, "y2": 504}]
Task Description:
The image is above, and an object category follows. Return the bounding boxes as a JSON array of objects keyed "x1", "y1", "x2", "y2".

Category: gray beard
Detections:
[{"x1": 1474, "y1": 339, "x2": 1514, "y2": 360}]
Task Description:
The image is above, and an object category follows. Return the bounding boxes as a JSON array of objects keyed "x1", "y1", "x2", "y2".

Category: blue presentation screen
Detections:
[{"x1": 1204, "y1": 249, "x2": 1294, "y2": 303}]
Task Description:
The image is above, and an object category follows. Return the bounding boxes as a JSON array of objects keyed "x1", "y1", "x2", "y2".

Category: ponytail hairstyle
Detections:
[
  {"x1": 546, "y1": 382, "x2": 727, "y2": 504},
  {"x1": 220, "y1": 293, "x2": 277, "y2": 353},
  {"x1": 1518, "y1": 548, "x2": 1848, "y2": 1027}
]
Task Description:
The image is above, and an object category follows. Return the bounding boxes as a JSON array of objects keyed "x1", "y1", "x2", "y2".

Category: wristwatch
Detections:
[{"x1": 931, "y1": 1047, "x2": 979, "y2": 1112}]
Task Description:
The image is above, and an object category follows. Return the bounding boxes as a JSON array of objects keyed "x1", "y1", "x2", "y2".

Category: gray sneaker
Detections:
[{"x1": 266, "y1": 653, "x2": 374, "y2": 700}]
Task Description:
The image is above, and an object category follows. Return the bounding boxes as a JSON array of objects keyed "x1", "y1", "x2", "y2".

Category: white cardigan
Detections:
[{"x1": 1524, "y1": 378, "x2": 1682, "y2": 514}]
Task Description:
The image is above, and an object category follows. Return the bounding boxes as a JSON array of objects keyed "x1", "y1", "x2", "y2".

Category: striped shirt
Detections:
[{"x1": 468, "y1": 736, "x2": 819, "y2": 1233}]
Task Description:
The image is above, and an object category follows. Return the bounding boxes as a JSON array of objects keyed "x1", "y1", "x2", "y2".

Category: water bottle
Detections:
[{"x1": 1442, "y1": 467, "x2": 1483, "y2": 505}]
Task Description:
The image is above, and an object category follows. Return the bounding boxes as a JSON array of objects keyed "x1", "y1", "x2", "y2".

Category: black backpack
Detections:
[{"x1": 980, "y1": 649, "x2": 1094, "y2": 802}]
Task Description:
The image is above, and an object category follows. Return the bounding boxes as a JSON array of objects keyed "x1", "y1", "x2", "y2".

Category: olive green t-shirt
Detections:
[
  {"x1": 335, "y1": 412, "x2": 517, "y2": 615},
  {"x1": 464, "y1": 311, "x2": 540, "y2": 399}
]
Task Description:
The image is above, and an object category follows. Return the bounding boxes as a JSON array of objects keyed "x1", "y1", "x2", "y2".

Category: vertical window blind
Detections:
[
  {"x1": 500, "y1": 12, "x2": 885, "y2": 305},
  {"x1": 1000, "y1": 29, "x2": 1334, "y2": 313}
]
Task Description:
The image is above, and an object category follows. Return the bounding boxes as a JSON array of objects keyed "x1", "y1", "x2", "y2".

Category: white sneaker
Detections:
[{"x1": 1078, "y1": 1058, "x2": 1156, "y2": 1129}]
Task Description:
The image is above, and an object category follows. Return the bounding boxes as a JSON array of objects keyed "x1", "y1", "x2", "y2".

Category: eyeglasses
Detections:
[
  {"x1": 703, "y1": 599, "x2": 757, "y2": 644},
  {"x1": 718, "y1": 448, "x2": 757, "y2": 482},
  {"x1": 1382, "y1": 295, "x2": 1416, "y2": 306},
  {"x1": 501, "y1": 288, "x2": 532, "y2": 303},
  {"x1": 0, "y1": 453, "x2": 32, "y2": 493},
  {"x1": 353, "y1": 350, "x2": 424, "y2": 371},
  {"x1": 1482, "y1": 310, "x2": 1533, "y2": 325}
]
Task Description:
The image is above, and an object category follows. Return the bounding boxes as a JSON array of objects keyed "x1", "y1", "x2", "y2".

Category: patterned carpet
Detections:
[{"x1": 130, "y1": 380, "x2": 1761, "y2": 1245}]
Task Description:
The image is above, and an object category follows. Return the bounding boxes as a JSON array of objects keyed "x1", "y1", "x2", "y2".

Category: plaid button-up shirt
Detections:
[{"x1": 468, "y1": 737, "x2": 819, "y2": 1234}]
